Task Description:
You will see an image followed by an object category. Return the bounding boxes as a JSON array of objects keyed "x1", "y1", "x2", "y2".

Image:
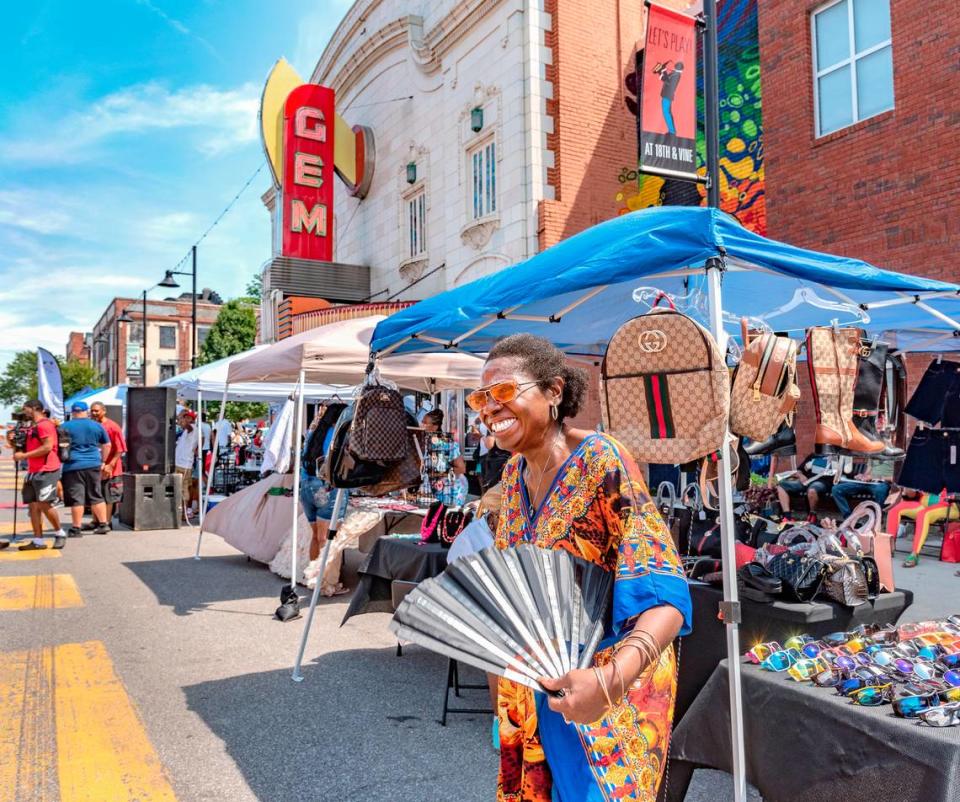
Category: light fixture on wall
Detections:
[
  {"x1": 406, "y1": 161, "x2": 417, "y2": 184},
  {"x1": 470, "y1": 106, "x2": 483, "y2": 132}
]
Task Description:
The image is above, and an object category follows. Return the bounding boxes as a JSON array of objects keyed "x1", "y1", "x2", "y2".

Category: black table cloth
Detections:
[
  {"x1": 675, "y1": 583, "x2": 913, "y2": 722},
  {"x1": 341, "y1": 537, "x2": 448, "y2": 624},
  {"x1": 667, "y1": 660, "x2": 960, "y2": 802}
]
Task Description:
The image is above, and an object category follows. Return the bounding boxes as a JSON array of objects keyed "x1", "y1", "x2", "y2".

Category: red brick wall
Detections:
[
  {"x1": 539, "y1": 0, "x2": 647, "y2": 248},
  {"x1": 66, "y1": 332, "x2": 90, "y2": 364},
  {"x1": 758, "y1": 0, "x2": 960, "y2": 282}
]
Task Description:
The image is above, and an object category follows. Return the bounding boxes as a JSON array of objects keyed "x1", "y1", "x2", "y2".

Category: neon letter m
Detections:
[{"x1": 290, "y1": 200, "x2": 327, "y2": 236}]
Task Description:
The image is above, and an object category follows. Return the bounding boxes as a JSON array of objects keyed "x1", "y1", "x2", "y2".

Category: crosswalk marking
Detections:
[
  {"x1": 0, "y1": 641, "x2": 178, "y2": 802},
  {"x1": 0, "y1": 644, "x2": 59, "y2": 800},
  {"x1": 0, "y1": 575, "x2": 83, "y2": 611},
  {"x1": 0, "y1": 549, "x2": 62, "y2": 562}
]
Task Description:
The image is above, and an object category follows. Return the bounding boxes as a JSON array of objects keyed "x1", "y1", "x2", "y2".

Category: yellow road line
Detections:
[
  {"x1": 0, "y1": 550, "x2": 62, "y2": 562},
  {"x1": 0, "y1": 575, "x2": 83, "y2": 611},
  {"x1": 0, "y1": 642, "x2": 178, "y2": 802},
  {"x1": 55, "y1": 641, "x2": 178, "y2": 802},
  {"x1": 0, "y1": 644, "x2": 58, "y2": 800}
]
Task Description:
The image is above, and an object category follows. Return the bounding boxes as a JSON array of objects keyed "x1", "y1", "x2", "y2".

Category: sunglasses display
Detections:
[
  {"x1": 466, "y1": 380, "x2": 540, "y2": 412},
  {"x1": 742, "y1": 616, "x2": 960, "y2": 726}
]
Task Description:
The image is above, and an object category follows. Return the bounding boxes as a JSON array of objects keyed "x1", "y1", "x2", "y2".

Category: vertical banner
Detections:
[
  {"x1": 37, "y1": 348, "x2": 65, "y2": 422},
  {"x1": 640, "y1": 4, "x2": 698, "y2": 181},
  {"x1": 281, "y1": 84, "x2": 336, "y2": 261}
]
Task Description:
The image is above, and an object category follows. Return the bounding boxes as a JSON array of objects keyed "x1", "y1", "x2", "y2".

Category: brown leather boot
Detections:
[{"x1": 807, "y1": 327, "x2": 861, "y2": 454}]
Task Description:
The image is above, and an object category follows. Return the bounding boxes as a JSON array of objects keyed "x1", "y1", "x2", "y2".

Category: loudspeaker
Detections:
[
  {"x1": 126, "y1": 387, "x2": 177, "y2": 474},
  {"x1": 118, "y1": 473, "x2": 181, "y2": 530}
]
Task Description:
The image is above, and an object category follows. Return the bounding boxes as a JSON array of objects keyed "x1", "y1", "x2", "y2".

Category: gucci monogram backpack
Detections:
[{"x1": 601, "y1": 298, "x2": 730, "y2": 465}]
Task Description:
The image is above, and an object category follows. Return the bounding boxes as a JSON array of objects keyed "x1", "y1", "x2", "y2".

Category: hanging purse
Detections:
[
  {"x1": 730, "y1": 320, "x2": 800, "y2": 442},
  {"x1": 350, "y1": 381, "x2": 409, "y2": 462}
]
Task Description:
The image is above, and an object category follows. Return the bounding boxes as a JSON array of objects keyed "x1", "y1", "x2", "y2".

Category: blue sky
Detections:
[{"x1": 0, "y1": 0, "x2": 351, "y2": 387}]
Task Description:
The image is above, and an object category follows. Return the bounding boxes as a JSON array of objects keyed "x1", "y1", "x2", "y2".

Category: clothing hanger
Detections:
[{"x1": 759, "y1": 287, "x2": 869, "y2": 326}]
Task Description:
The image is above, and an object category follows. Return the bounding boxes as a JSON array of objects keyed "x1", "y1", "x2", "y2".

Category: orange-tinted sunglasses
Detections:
[{"x1": 466, "y1": 380, "x2": 539, "y2": 412}]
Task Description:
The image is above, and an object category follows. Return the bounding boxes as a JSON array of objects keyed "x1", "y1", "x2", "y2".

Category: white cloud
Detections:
[
  {"x1": 0, "y1": 190, "x2": 73, "y2": 234},
  {"x1": 0, "y1": 81, "x2": 260, "y2": 165},
  {"x1": 135, "y1": 0, "x2": 222, "y2": 61}
]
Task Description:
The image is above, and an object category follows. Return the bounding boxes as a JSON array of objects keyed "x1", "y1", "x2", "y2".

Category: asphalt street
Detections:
[{"x1": 1, "y1": 466, "x2": 956, "y2": 801}]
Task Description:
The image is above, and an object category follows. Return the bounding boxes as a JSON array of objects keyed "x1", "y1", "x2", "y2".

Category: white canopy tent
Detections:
[
  {"x1": 196, "y1": 315, "x2": 483, "y2": 666},
  {"x1": 158, "y1": 347, "x2": 350, "y2": 401}
]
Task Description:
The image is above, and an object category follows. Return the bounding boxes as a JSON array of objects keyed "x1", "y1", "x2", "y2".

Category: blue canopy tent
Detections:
[
  {"x1": 371, "y1": 207, "x2": 960, "y2": 357},
  {"x1": 369, "y1": 205, "x2": 960, "y2": 796}
]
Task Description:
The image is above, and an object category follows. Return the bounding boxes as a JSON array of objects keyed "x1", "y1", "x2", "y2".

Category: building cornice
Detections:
[{"x1": 314, "y1": 0, "x2": 503, "y2": 99}]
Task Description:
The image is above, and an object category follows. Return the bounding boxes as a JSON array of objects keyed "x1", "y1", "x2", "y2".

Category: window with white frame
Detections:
[
  {"x1": 812, "y1": 0, "x2": 894, "y2": 136},
  {"x1": 469, "y1": 138, "x2": 496, "y2": 220},
  {"x1": 406, "y1": 189, "x2": 427, "y2": 259}
]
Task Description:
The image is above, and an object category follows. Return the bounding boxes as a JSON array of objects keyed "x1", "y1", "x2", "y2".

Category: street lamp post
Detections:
[
  {"x1": 158, "y1": 245, "x2": 198, "y2": 370},
  {"x1": 142, "y1": 290, "x2": 148, "y2": 386},
  {"x1": 115, "y1": 307, "x2": 134, "y2": 385}
]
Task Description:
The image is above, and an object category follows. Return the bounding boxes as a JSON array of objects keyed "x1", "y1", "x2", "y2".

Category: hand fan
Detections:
[{"x1": 389, "y1": 544, "x2": 613, "y2": 694}]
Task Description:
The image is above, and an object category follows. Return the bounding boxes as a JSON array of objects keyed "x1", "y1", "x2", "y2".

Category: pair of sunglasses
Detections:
[
  {"x1": 787, "y1": 657, "x2": 829, "y2": 682},
  {"x1": 760, "y1": 648, "x2": 802, "y2": 672},
  {"x1": 894, "y1": 659, "x2": 939, "y2": 680},
  {"x1": 850, "y1": 683, "x2": 894, "y2": 706},
  {"x1": 919, "y1": 701, "x2": 960, "y2": 727},
  {"x1": 784, "y1": 635, "x2": 815, "y2": 651},
  {"x1": 745, "y1": 642, "x2": 782, "y2": 664},
  {"x1": 893, "y1": 693, "x2": 940, "y2": 718},
  {"x1": 466, "y1": 380, "x2": 540, "y2": 412}
]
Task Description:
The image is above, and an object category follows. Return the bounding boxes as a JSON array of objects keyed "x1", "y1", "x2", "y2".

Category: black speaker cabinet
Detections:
[
  {"x1": 118, "y1": 473, "x2": 181, "y2": 530},
  {"x1": 126, "y1": 387, "x2": 177, "y2": 474}
]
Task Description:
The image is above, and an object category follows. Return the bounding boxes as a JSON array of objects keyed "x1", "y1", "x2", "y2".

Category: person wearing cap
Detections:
[
  {"x1": 175, "y1": 409, "x2": 200, "y2": 519},
  {"x1": 60, "y1": 401, "x2": 111, "y2": 536}
]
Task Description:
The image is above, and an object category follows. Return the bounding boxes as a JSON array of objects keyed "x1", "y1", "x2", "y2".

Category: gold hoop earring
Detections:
[{"x1": 551, "y1": 404, "x2": 558, "y2": 421}]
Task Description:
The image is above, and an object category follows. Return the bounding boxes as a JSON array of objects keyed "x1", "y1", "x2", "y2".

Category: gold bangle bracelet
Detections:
[
  {"x1": 611, "y1": 656, "x2": 627, "y2": 701},
  {"x1": 593, "y1": 665, "x2": 614, "y2": 710}
]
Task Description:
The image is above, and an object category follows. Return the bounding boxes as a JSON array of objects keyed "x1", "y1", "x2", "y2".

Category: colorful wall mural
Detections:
[{"x1": 617, "y1": 0, "x2": 766, "y2": 234}]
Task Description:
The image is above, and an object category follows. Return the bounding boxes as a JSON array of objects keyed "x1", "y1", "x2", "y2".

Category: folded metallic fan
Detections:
[{"x1": 389, "y1": 544, "x2": 613, "y2": 694}]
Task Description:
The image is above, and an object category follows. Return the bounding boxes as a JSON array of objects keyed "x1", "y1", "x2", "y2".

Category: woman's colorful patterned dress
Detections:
[{"x1": 495, "y1": 434, "x2": 692, "y2": 802}]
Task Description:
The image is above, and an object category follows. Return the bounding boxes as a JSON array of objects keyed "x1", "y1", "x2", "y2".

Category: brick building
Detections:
[
  {"x1": 90, "y1": 292, "x2": 222, "y2": 387},
  {"x1": 65, "y1": 332, "x2": 91, "y2": 364}
]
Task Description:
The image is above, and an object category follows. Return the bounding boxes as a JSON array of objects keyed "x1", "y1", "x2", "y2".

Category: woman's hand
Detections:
[{"x1": 539, "y1": 668, "x2": 611, "y2": 725}]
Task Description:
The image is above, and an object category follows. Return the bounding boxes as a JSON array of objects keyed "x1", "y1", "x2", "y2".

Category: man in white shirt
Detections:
[
  {"x1": 175, "y1": 410, "x2": 199, "y2": 519},
  {"x1": 215, "y1": 417, "x2": 232, "y2": 454}
]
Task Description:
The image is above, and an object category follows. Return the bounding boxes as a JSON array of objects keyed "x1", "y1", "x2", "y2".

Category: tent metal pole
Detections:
[
  {"x1": 290, "y1": 369, "x2": 307, "y2": 591},
  {"x1": 197, "y1": 390, "x2": 204, "y2": 529},
  {"x1": 911, "y1": 299, "x2": 960, "y2": 332},
  {"x1": 291, "y1": 487, "x2": 347, "y2": 682},
  {"x1": 862, "y1": 289, "x2": 960, "y2": 310},
  {"x1": 704, "y1": 0, "x2": 748, "y2": 799},
  {"x1": 196, "y1": 384, "x2": 229, "y2": 560}
]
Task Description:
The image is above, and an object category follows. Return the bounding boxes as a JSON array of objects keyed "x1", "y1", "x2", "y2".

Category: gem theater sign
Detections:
[{"x1": 260, "y1": 58, "x2": 375, "y2": 263}]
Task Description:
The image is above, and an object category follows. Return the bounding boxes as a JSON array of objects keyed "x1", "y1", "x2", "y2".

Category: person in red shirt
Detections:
[
  {"x1": 4, "y1": 399, "x2": 67, "y2": 550},
  {"x1": 90, "y1": 402, "x2": 126, "y2": 528}
]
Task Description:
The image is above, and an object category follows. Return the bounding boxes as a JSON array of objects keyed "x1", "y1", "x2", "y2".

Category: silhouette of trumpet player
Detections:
[{"x1": 652, "y1": 59, "x2": 684, "y2": 135}]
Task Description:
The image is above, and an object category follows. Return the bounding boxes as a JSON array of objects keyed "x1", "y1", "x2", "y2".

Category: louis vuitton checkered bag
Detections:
[{"x1": 601, "y1": 301, "x2": 729, "y2": 465}]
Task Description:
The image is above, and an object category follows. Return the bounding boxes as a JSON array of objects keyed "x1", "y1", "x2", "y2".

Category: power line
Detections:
[{"x1": 163, "y1": 162, "x2": 265, "y2": 276}]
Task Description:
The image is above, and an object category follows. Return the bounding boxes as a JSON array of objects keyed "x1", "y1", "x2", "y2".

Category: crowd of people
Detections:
[{"x1": 2, "y1": 399, "x2": 127, "y2": 550}]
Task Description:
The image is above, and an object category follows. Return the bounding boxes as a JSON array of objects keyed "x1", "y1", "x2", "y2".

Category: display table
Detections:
[
  {"x1": 341, "y1": 537, "x2": 447, "y2": 624},
  {"x1": 676, "y1": 582, "x2": 913, "y2": 722},
  {"x1": 667, "y1": 660, "x2": 960, "y2": 802}
]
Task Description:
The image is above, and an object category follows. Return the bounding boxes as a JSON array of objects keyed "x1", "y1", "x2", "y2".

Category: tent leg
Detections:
[
  {"x1": 706, "y1": 256, "x2": 748, "y2": 801},
  {"x1": 195, "y1": 385, "x2": 229, "y2": 560},
  {"x1": 197, "y1": 390, "x2": 204, "y2": 529},
  {"x1": 286, "y1": 370, "x2": 307, "y2": 599},
  {"x1": 292, "y1": 488, "x2": 347, "y2": 682}
]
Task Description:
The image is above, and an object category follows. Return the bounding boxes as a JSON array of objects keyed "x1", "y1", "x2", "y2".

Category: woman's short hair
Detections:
[
  {"x1": 487, "y1": 334, "x2": 587, "y2": 422},
  {"x1": 422, "y1": 409, "x2": 444, "y2": 428}
]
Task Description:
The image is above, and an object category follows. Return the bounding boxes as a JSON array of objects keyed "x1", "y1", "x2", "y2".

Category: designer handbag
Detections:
[
  {"x1": 350, "y1": 383, "x2": 409, "y2": 462},
  {"x1": 820, "y1": 554, "x2": 869, "y2": 607},
  {"x1": 839, "y1": 501, "x2": 895, "y2": 592},
  {"x1": 766, "y1": 551, "x2": 827, "y2": 602},
  {"x1": 730, "y1": 320, "x2": 800, "y2": 442},
  {"x1": 601, "y1": 295, "x2": 729, "y2": 465}
]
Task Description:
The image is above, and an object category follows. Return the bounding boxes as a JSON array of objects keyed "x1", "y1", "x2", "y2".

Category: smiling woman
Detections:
[{"x1": 471, "y1": 334, "x2": 692, "y2": 802}]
